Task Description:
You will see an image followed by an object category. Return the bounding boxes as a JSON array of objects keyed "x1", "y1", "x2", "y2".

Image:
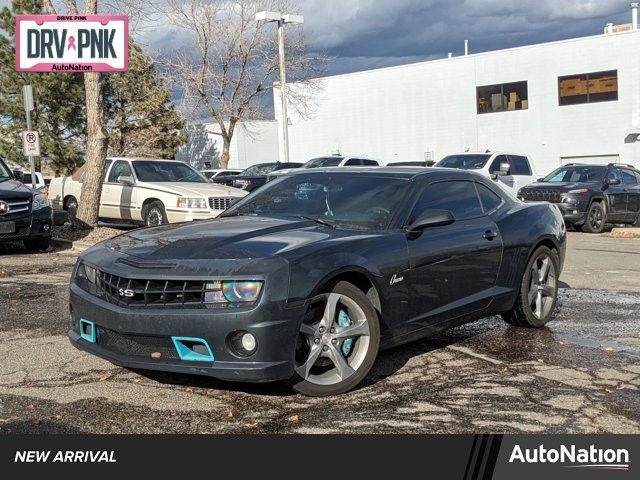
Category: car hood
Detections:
[
  {"x1": 0, "y1": 179, "x2": 34, "y2": 200},
  {"x1": 137, "y1": 182, "x2": 247, "y2": 198},
  {"x1": 521, "y1": 181, "x2": 599, "y2": 191},
  {"x1": 99, "y1": 216, "x2": 380, "y2": 261}
]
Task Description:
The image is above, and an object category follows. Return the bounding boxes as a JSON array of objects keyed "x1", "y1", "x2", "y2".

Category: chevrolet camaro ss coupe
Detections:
[{"x1": 68, "y1": 168, "x2": 566, "y2": 396}]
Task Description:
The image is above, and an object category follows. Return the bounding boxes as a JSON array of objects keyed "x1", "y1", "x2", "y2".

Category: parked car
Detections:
[
  {"x1": 68, "y1": 167, "x2": 565, "y2": 396},
  {"x1": 201, "y1": 169, "x2": 243, "y2": 186},
  {"x1": 387, "y1": 161, "x2": 436, "y2": 167},
  {"x1": 18, "y1": 171, "x2": 46, "y2": 190},
  {"x1": 233, "y1": 162, "x2": 303, "y2": 192},
  {"x1": 0, "y1": 157, "x2": 52, "y2": 251},
  {"x1": 435, "y1": 152, "x2": 537, "y2": 196},
  {"x1": 518, "y1": 163, "x2": 640, "y2": 233},
  {"x1": 49, "y1": 158, "x2": 248, "y2": 226},
  {"x1": 266, "y1": 155, "x2": 382, "y2": 183}
]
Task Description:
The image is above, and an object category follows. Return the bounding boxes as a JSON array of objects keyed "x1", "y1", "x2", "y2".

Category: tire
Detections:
[
  {"x1": 64, "y1": 196, "x2": 78, "y2": 220},
  {"x1": 502, "y1": 246, "x2": 559, "y2": 328},
  {"x1": 142, "y1": 201, "x2": 167, "y2": 227},
  {"x1": 580, "y1": 201, "x2": 606, "y2": 233},
  {"x1": 23, "y1": 237, "x2": 51, "y2": 252},
  {"x1": 288, "y1": 281, "x2": 380, "y2": 396}
]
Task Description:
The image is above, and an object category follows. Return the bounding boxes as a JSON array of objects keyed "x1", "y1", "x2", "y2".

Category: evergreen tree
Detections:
[
  {"x1": 104, "y1": 42, "x2": 186, "y2": 159},
  {"x1": 0, "y1": 0, "x2": 85, "y2": 174}
]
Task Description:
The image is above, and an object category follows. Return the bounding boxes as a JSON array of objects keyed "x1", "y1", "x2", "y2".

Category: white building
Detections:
[
  {"x1": 278, "y1": 7, "x2": 640, "y2": 175},
  {"x1": 176, "y1": 120, "x2": 279, "y2": 170}
]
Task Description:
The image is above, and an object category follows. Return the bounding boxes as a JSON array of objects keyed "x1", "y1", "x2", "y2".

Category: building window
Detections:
[
  {"x1": 558, "y1": 70, "x2": 618, "y2": 106},
  {"x1": 477, "y1": 81, "x2": 528, "y2": 114}
]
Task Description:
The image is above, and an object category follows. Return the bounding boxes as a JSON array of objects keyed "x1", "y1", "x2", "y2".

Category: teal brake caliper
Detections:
[{"x1": 337, "y1": 309, "x2": 354, "y2": 356}]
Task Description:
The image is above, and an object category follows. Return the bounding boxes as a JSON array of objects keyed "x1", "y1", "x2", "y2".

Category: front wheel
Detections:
[
  {"x1": 502, "y1": 246, "x2": 559, "y2": 328},
  {"x1": 580, "y1": 202, "x2": 606, "y2": 233},
  {"x1": 288, "y1": 281, "x2": 380, "y2": 396},
  {"x1": 142, "y1": 201, "x2": 167, "y2": 227}
]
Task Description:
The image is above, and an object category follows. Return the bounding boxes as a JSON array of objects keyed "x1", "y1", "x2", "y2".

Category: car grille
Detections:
[
  {"x1": 91, "y1": 270, "x2": 219, "y2": 309},
  {"x1": 208, "y1": 197, "x2": 233, "y2": 211},
  {"x1": 0, "y1": 199, "x2": 31, "y2": 215},
  {"x1": 95, "y1": 326, "x2": 180, "y2": 360},
  {"x1": 520, "y1": 189, "x2": 563, "y2": 203}
]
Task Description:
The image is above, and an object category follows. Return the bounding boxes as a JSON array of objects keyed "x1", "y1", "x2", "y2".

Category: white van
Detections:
[{"x1": 435, "y1": 152, "x2": 537, "y2": 196}]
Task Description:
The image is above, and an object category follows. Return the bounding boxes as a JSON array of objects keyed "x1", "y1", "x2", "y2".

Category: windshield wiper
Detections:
[{"x1": 285, "y1": 215, "x2": 337, "y2": 229}]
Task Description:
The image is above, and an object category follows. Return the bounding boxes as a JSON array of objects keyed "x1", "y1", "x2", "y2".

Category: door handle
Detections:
[{"x1": 483, "y1": 230, "x2": 498, "y2": 241}]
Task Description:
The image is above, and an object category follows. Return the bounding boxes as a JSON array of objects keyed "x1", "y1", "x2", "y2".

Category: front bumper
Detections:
[
  {"x1": 164, "y1": 208, "x2": 225, "y2": 223},
  {"x1": 68, "y1": 282, "x2": 304, "y2": 383},
  {"x1": 557, "y1": 203, "x2": 587, "y2": 225},
  {"x1": 0, "y1": 207, "x2": 53, "y2": 243}
]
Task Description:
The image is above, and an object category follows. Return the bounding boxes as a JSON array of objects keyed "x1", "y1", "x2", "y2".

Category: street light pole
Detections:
[
  {"x1": 256, "y1": 11, "x2": 304, "y2": 164},
  {"x1": 276, "y1": 20, "x2": 290, "y2": 163}
]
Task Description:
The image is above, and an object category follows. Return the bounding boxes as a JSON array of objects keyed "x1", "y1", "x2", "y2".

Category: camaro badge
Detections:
[{"x1": 390, "y1": 274, "x2": 404, "y2": 285}]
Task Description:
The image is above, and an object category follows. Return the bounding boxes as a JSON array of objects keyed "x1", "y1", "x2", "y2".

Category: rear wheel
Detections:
[
  {"x1": 142, "y1": 201, "x2": 167, "y2": 227},
  {"x1": 23, "y1": 238, "x2": 51, "y2": 252},
  {"x1": 502, "y1": 246, "x2": 559, "y2": 328},
  {"x1": 580, "y1": 202, "x2": 605, "y2": 233},
  {"x1": 288, "y1": 281, "x2": 380, "y2": 396}
]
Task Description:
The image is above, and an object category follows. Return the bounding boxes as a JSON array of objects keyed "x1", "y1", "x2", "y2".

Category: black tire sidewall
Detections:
[
  {"x1": 288, "y1": 281, "x2": 381, "y2": 397},
  {"x1": 24, "y1": 238, "x2": 51, "y2": 252},
  {"x1": 583, "y1": 202, "x2": 605, "y2": 234},
  {"x1": 65, "y1": 197, "x2": 78, "y2": 220}
]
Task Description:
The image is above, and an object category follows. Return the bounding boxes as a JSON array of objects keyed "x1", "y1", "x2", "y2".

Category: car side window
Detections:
[
  {"x1": 489, "y1": 155, "x2": 509, "y2": 174},
  {"x1": 411, "y1": 181, "x2": 483, "y2": 221},
  {"x1": 509, "y1": 155, "x2": 532, "y2": 176},
  {"x1": 361, "y1": 159, "x2": 378, "y2": 166},
  {"x1": 620, "y1": 169, "x2": 638, "y2": 186},
  {"x1": 475, "y1": 183, "x2": 503, "y2": 212},
  {"x1": 107, "y1": 160, "x2": 133, "y2": 183},
  {"x1": 103, "y1": 159, "x2": 113, "y2": 181},
  {"x1": 344, "y1": 159, "x2": 360, "y2": 166}
]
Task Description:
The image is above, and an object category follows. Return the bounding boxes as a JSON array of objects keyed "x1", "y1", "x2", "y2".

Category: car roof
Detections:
[
  {"x1": 108, "y1": 157, "x2": 187, "y2": 163},
  {"x1": 282, "y1": 166, "x2": 488, "y2": 181},
  {"x1": 441, "y1": 151, "x2": 527, "y2": 157}
]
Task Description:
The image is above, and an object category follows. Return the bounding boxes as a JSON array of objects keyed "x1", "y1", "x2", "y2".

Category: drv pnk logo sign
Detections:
[{"x1": 15, "y1": 15, "x2": 128, "y2": 72}]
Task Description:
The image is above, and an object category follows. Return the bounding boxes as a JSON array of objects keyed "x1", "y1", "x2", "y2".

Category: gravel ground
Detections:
[{"x1": 52, "y1": 224, "x2": 124, "y2": 244}]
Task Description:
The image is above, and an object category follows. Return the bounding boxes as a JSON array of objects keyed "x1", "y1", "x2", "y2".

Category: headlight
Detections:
[
  {"x1": 567, "y1": 189, "x2": 588, "y2": 194},
  {"x1": 32, "y1": 193, "x2": 49, "y2": 211},
  {"x1": 177, "y1": 197, "x2": 208, "y2": 209},
  {"x1": 203, "y1": 280, "x2": 263, "y2": 304}
]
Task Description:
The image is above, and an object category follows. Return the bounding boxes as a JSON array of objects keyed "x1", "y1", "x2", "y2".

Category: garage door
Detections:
[{"x1": 560, "y1": 154, "x2": 619, "y2": 165}]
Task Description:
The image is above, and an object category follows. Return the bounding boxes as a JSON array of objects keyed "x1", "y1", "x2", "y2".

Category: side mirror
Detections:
[
  {"x1": 537, "y1": 178, "x2": 545, "y2": 182},
  {"x1": 494, "y1": 162, "x2": 510, "y2": 177},
  {"x1": 12, "y1": 170, "x2": 24, "y2": 182},
  {"x1": 407, "y1": 209, "x2": 455, "y2": 234},
  {"x1": 117, "y1": 175, "x2": 135, "y2": 186},
  {"x1": 606, "y1": 178, "x2": 621, "y2": 186}
]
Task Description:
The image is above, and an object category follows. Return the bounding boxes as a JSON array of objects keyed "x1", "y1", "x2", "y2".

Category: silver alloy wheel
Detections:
[
  {"x1": 295, "y1": 293, "x2": 371, "y2": 386},
  {"x1": 528, "y1": 254, "x2": 557, "y2": 320},
  {"x1": 146, "y1": 207, "x2": 164, "y2": 226}
]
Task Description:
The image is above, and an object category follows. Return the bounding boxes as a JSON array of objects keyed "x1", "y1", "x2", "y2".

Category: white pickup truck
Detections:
[{"x1": 49, "y1": 157, "x2": 248, "y2": 226}]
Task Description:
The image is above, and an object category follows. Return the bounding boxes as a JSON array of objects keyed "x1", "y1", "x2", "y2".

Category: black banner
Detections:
[{"x1": 0, "y1": 434, "x2": 636, "y2": 478}]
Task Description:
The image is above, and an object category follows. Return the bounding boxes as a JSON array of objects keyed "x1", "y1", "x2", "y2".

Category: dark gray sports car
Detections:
[{"x1": 68, "y1": 168, "x2": 566, "y2": 396}]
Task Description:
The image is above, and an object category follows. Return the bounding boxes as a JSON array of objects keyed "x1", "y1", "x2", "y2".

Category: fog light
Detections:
[
  {"x1": 241, "y1": 333, "x2": 256, "y2": 352},
  {"x1": 43, "y1": 224, "x2": 50, "y2": 231},
  {"x1": 228, "y1": 330, "x2": 257, "y2": 357}
]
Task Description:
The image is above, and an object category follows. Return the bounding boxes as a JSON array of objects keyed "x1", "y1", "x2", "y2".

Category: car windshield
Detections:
[
  {"x1": 543, "y1": 166, "x2": 607, "y2": 183},
  {"x1": 133, "y1": 161, "x2": 208, "y2": 183},
  {"x1": 436, "y1": 154, "x2": 491, "y2": 170},
  {"x1": 304, "y1": 157, "x2": 343, "y2": 168},
  {"x1": 241, "y1": 164, "x2": 279, "y2": 177},
  {"x1": 223, "y1": 173, "x2": 409, "y2": 230},
  {"x1": 0, "y1": 159, "x2": 11, "y2": 182}
]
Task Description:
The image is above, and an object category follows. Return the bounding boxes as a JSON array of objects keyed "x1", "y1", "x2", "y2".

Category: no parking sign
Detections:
[{"x1": 22, "y1": 130, "x2": 40, "y2": 156}]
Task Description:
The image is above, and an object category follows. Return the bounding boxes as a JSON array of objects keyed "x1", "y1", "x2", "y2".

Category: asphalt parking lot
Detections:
[{"x1": 0, "y1": 232, "x2": 639, "y2": 434}]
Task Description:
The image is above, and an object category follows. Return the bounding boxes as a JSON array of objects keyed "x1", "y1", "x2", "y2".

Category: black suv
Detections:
[
  {"x1": 518, "y1": 163, "x2": 640, "y2": 233},
  {"x1": 0, "y1": 157, "x2": 53, "y2": 251}
]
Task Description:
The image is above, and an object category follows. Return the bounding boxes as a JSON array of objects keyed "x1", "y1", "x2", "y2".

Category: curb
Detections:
[{"x1": 606, "y1": 228, "x2": 640, "y2": 239}]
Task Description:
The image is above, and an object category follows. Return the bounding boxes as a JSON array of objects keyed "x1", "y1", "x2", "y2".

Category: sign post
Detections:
[{"x1": 22, "y1": 85, "x2": 37, "y2": 189}]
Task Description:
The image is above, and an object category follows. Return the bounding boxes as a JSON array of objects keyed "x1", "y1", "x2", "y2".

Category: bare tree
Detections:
[{"x1": 162, "y1": 0, "x2": 326, "y2": 168}]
